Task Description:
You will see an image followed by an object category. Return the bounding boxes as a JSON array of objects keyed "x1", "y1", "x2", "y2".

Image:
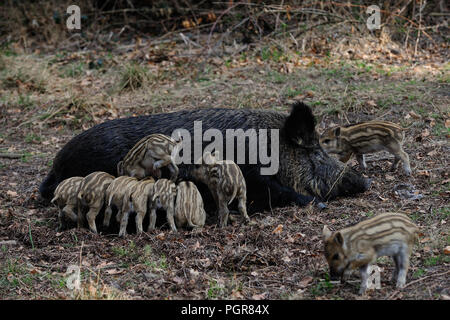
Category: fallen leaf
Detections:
[
  {"x1": 156, "y1": 232, "x2": 165, "y2": 241},
  {"x1": 231, "y1": 290, "x2": 244, "y2": 299},
  {"x1": 367, "y1": 100, "x2": 377, "y2": 107},
  {"x1": 421, "y1": 128, "x2": 430, "y2": 138},
  {"x1": 408, "y1": 111, "x2": 421, "y2": 119},
  {"x1": 419, "y1": 237, "x2": 430, "y2": 243},
  {"x1": 7, "y1": 190, "x2": 17, "y2": 198},
  {"x1": 172, "y1": 276, "x2": 184, "y2": 284},
  {"x1": 417, "y1": 170, "x2": 430, "y2": 177},
  {"x1": 106, "y1": 268, "x2": 123, "y2": 275},
  {"x1": 272, "y1": 224, "x2": 283, "y2": 234},
  {"x1": 191, "y1": 241, "x2": 200, "y2": 250},
  {"x1": 445, "y1": 119, "x2": 450, "y2": 129},
  {"x1": 189, "y1": 269, "x2": 200, "y2": 278},
  {"x1": 252, "y1": 292, "x2": 267, "y2": 300},
  {"x1": 444, "y1": 246, "x2": 450, "y2": 255},
  {"x1": 298, "y1": 276, "x2": 313, "y2": 288},
  {"x1": 88, "y1": 282, "x2": 96, "y2": 296}
]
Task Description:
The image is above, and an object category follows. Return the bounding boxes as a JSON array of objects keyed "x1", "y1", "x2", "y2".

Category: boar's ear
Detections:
[
  {"x1": 334, "y1": 127, "x2": 341, "y2": 137},
  {"x1": 283, "y1": 101, "x2": 317, "y2": 146},
  {"x1": 334, "y1": 232, "x2": 344, "y2": 246},
  {"x1": 322, "y1": 225, "x2": 332, "y2": 240},
  {"x1": 117, "y1": 161, "x2": 123, "y2": 176}
]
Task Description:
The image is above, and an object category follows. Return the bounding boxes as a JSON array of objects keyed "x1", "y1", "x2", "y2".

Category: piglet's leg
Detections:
[
  {"x1": 63, "y1": 205, "x2": 78, "y2": 222},
  {"x1": 58, "y1": 209, "x2": 66, "y2": 231},
  {"x1": 134, "y1": 202, "x2": 146, "y2": 235},
  {"x1": 165, "y1": 202, "x2": 177, "y2": 232},
  {"x1": 396, "y1": 247, "x2": 411, "y2": 288},
  {"x1": 118, "y1": 209, "x2": 130, "y2": 237},
  {"x1": 392, "y1": 255, "x2": 400, "y2": 283},
  {"x1": 358, "y1": 264, "x2": 369, "y2": 295},
  {"x1": 86, "y1": 206, "x2": 101, "y2": 233},
  {"x1": 147, "y1": 207, "x2": 157, "y2": 232},
  {"x1": 356, "y1": 154, "x2": 367, "y2": 171},
  {"x1": 103, "y1": 205, "x2": 113, "y2": 228},
  {"x1": 388, "y1": 143, "x2": 411, "y2": 176},
  {"x1": 237, "y1": 192, "x2": 250, "y2": 223},
  {"x1": 77, "y1": 202, "x2": 85, "y2": 228}
]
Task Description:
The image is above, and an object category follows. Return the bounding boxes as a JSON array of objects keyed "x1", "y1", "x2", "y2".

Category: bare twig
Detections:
[
  {"x1": 387, "y1": 270, "x2": 450, "y2": 299},
  {"x1": 0, "y1": 153, "x2": 23, "y2": 159}
]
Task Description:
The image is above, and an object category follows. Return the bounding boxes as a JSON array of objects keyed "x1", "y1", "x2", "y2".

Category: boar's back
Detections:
[{"x1": 39, "y1": 108, "x2": 282, "y2": 200}]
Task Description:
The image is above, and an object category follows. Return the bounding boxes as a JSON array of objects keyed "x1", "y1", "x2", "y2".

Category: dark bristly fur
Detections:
[{"x1": 40, "y1": 103, "x2": 370, "y2": 213}]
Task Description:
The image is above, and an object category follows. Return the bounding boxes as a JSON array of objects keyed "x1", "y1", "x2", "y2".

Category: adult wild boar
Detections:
[{"x1": 40, "y1": 102, "x2": 370, "y2": 213}]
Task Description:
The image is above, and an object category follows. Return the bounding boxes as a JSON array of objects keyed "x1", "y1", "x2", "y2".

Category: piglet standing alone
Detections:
[
  {"x1": 322, "y1": 212, "x2": 419, "y2": 294},
  {"x1": 320, "y1": 121, "x2": 411, "y2": 175}
]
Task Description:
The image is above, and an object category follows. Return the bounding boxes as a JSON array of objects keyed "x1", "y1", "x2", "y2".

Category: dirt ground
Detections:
[{"x1": 0, "y1": 27, "x2": 449, "y2": 300}]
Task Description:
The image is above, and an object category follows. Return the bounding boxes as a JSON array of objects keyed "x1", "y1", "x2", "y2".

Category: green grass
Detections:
[
  {"x1": 60, "y1": 62, "x2": 86, "y2": 78},
  {"x1": 424, "y1": 255, "x2": 450, "y2": 267},
  {"x1": 207, "y1": 279, "x2": 224, "y2": 299},
  {"x1": 25, "y1": 133, "x2": 41, "y2": 144},
  {"x1": 413, "y1": 268, "x2": 426, "y2": 279},
  {"x1": 20, "y1": 152, "x2": 33, "y2": 163},
  {"x1": 310, "y1": 273, "x2": 334, "y2": 296},
  {"x1": 118, "y1": 62, "x2": 151, "y2": 92},
  {"x1": 266, "y1": 70, "x2": 287, "y2": 84}
]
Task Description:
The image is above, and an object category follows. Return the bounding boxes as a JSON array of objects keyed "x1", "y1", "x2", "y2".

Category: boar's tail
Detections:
[{"x1": 39, "y1": 171, "x2": 59, "y2": 202}]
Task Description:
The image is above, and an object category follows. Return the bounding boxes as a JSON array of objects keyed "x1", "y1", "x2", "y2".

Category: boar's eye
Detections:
[
  {"x1": 332, "y1": 253, "x2": 339, "y2": 260},
  {"x1": 323, "y1": 139, "x2": 330, "y2": 144}
]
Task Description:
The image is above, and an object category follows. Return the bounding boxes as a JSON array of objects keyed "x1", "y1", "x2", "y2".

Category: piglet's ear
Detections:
[
  {"x1": 283, "y1": 101, "x2": 317, "y2": 146},
  {"x1": 334, "y1": 127, "x2": 341, "y2": 137},
  {"x1": 334, "y1": 232, "x2": 344, "y2": 246},
  {"x1": 322, "y1": 225, "x2": 332, "y2": 240},
  {"x1": 203, "y1": 151, "x2": 215, "y2": 165}
]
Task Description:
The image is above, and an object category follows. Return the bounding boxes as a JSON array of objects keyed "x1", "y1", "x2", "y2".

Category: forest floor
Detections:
[{"x1": 0, "y1": 29, "x2": 448, "y2": 300}]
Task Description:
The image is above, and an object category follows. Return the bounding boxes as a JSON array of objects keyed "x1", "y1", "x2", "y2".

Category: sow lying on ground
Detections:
[{"x1": 40, "y1": 102, "x2": 371, "y2": 213}]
